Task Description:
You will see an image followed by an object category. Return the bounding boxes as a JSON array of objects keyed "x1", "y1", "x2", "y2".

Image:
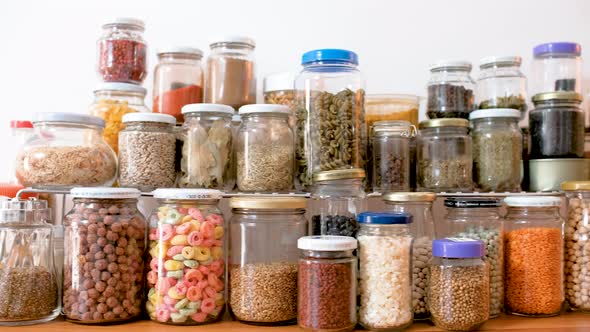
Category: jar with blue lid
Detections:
[{"x1": 531, "y1": 42, "x2": 582, "y2": 95}]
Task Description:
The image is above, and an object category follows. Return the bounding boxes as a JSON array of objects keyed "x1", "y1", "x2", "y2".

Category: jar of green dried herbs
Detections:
[
  {"x1": 372, "y1": 120, "x2": 415, "y2": 193},
  {"x1": 470, "y1": 109, "x2": 522, "y2": 192},
  {"x1": 476, "y1": 56, "x2": 527, "y2": 116}
]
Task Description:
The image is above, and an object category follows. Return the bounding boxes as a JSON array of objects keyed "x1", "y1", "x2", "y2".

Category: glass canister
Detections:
[
  {"x1": 529, "y1": 91, "x2": 585, "y2": 159},
  {"x1": 442, "y1": 197, "x2": 504, "y2": 318},
  {"x1": 263, "y1": 72, "x2": 296, "y2": 127},
  {"x1": 236, "y1": 104, "x2": 294, "y2": 193},
  {"x1": 365, "y1": 94, "x2": 419, "y2": 127},
  {"x1": 153, "y1": 47, "x2": 204, "y2": 123},
  {"x1": 476, "y1": 56, "x2": 527, "y2": 114},
  {"x1": 372, "y1": 120, "x2": 414, "y2": 193},
  {"x1": 16, "y1": 113, "x2": 117, "y2": 189},
  {"x1": 504, "y1": 196, "x2": 564, "y2": 317},
  {"x1": 427, "y1": 60, "x2": 475, "y2": 119},
  {"x1": 310, "y1": 169, "x2": 367, "y2": 237},
  {"x1": 298, "y1": 236, "x2": 357, "y2": 332},
  {"x1": 294, "y1": 49, "x2": 366, "y2": 190},
  {"x1": 205, "y1": 36, "x2": 256, "y2": 110},
  {"x1": 89, "y1": 82, "x2": 149, "y2": 154},
  {"x1": 357, "y1": 212, "x2": 413, "y2": 331},
  {"x1": 4, "y1": 120, "x2": 33, "y2": 185},
  {"x1": 531, "y1": 42, "x2": 582, "y2": 95},
  {"x1": 146, "y1": 189, "x2": 225, "y2": 325},
  {"x1": 429, "y1": 239, "x2": 490, "y2": 331},
  {"x1": 229, "y1": 197, "x2": 307, "y2": 325},
  {"x1": 470, "y1": 109, "x2": 523, "y2": 192},
  {"x1": 63, "y1": 188, "x2": 146, "y2": 324},
  {"x1": 417, "y1": 118, "x2": 472, "y2": 192},
  {"x1": 179, "y1": 104, "x2": 234, "y2": 190},
  {"x1": 118, "y1": 113, "x2": 177, "y2": 191},
  {"x1": 0, "y1": 199, "x2": 59, "y2": 325}
]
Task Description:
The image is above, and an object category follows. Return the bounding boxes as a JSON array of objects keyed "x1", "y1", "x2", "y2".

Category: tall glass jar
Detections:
[
  {"x1": 153, "y1": 47, "x2": 204, "y2": 123},
  {"x1": 470, "y1": 109, "x2": 522, "y2": 192},
  {"x1": 16, "y1": 113, "x2": 117, "y2": 189},
  {"x1": 298, "y1": 236, "x2": 357, "y2": 332},
  {"x1": 442, "y1": 197, "x2": 504, "y2": 318},
  {"x1": 63, "y1": 188, "x2": 146, "y2": 324},
  {"x1": 310, "y1": 169, "x2": 367, "y2": 237},
  {"x1": 97, "y1": 18, "x2": 147, "y2": 83},
  {"x1": 417, "y1": 118, "x2": 472, "y2": 192},
  {"x1": 0, "y1": 199, "x2": 59, "y2": 325},
  {"x1": 531, "y1": 42, "x2": 582, "y2": 95},
  {"x1": 357, "y1": 212, "x2": 413, "y2": 331},
  {"x1": 205, "y1": 36, "x2": 256, "y2": 110},
  {"x1": 179, "y1": 104, "x2": 234, "y2": 190},
  {"x1": 382, "y1": 192, "x2": 436, "y2": 319},
  {"x1": 294, "y1": 49, "x2": 366, "y2": 190},
  {"x1": 118, "y1": 113, "x2": 177, "y2": 191},
  {"x1": 372, "y1": 120, "x2": 414, "y2": 192},
  {"x1": 504, "y1": 196, "x2": 564, "y2": 317},
  {"x1": 476, "y1": 56, "x2": 527, "y2": 114},
  {"x1": 229, "y1": 197, "x2": 307, "y2": 325},
  {"x1": 427, "y1": 60, "x2": 475, "y2": 119},
  {"x1": 236, "y1": 104, "x2": 294, "y2": 193},
  {"x1": 146, "y1": 189, "x2": 225, "y2": 325}
]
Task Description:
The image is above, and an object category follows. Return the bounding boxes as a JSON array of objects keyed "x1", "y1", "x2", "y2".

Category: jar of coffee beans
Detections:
[{"x1": 427, "y1": 60, "x2": 475, "y2": 119}]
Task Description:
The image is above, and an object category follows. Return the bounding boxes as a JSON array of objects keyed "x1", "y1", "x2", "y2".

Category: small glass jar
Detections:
[
  {"x1": 470, "y1": 109, "x2": 523, "y2": 192},
  {"x1": 427, "y1": 60, "x2": 475, "y2": 119},
  {"x1": 310, "y1": 169, "x2": 367, "y2": 237},
  {"x1": 6, "y1": 120, "x2": 33, "y2": 184},
  {"x1": 417, "y1": 118, "x2": 472, "y2": 192},
  {"x1": 118, "y1": 113, "x2": 177, "y2": 191},
  {"x1": 153, "y1": 47, "x2": 204, "y2": 123},
  {"x1": 504, "y1": 196, "x2": 564, "y2": 317},
  {"x1": 263, "y1": 72, "x2": 296, "y2": 127},
  {"x1": 429, "y1": 239, "x2": 490, "y2": 331},
  {"x1": 529, "y1": 91, "x2": 585, "y2": 159},
  {"x1": 295, "y1": 49, "x2": 366, "y2": 190},
  {"x1": 179, "y1": 104, "x2": 234, "y2": 190},
  {"x1": 16, "y1": 113, "x2": 117, "y2": 189},
  {"x1": 298, "y1": 236, "x2": 357, "y2": 332},
  {"x1": 146, "y1": 189, "x2": 225, "y2": 325},
  {"x1": 63, "y1": 188, "x2": 146, "y2": 324},
  {"x1": 0, "y1": 199, "x2": 59, "y2": 325},
  {"x1": 531, "y1": 42, "x2": 582, "y2": 95},
  {"x1": 365, "y1": 94, "x2": 419, "y2": 127},
  {"x1": 205, "y1": 36, "x2": 256, "y2": 110},
  {"x1": 229, "y1": 197, "x2": 307, "y2": 325},
  {"x1": 476, "y1": 56, "x2": 527, "y2": 114},
  {"x1": 357, "y1": 212, "x2": 413, "y2": 331},
  {"x1": 89, "y1": 82, "x2": 149, "y2": 154},
  {"x1": 372, "y1": 120, "x2": 414, "y2": 193},
  {"x1": 442, "y1": 197, "x2": 504, "y2": 318},
  {"x1": 236, "y1": 104, "x2": 294, "y2": 193},
  {"x1": 97, "y1": 18, "x2": 147, "y2": 84}
]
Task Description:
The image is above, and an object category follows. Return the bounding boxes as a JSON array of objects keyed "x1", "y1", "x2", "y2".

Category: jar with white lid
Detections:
[
  {"x1": 531, "y1": 42, "x2": 582, "y2": 95},
  {"x1": 476, "y1": 56, "x2": 527, "y2": 114},
  {"x1": 372, "y1": 120, "x2": 414, "y2": 193},
  {"x1": 264, "y1": 72, "x2": 296, "y2": 122},
  {"x1": 427, "y1": 60, "x2": 475, "y2": 119}
]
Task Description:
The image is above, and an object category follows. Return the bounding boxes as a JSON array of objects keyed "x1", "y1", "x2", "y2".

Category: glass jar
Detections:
[
  {"x1": 504, "y1": 196, "x2": 564, "y2": 317},
  {"x1": 429, "y1": 239, "x2": 490, "y2": 331},
  {"x1": 264, "y1": 72, "x2": 296, "y2": 127},
  {"x1": 365, "y1": 94, "x2": 419, "y2": 127},
  {"x1": 298, "y1": 236, "x2": 357, "y2": 332},
  {"x1": 97, "y1": 18, "x2": 147, "y2": 84},
  {"x1": 0, "y1": 199, "x2": 59, "y2": 325},
  {"x1": 5, "y1": 120, "x2": 33, "y2": 184},
  {"x1": 118, "y1": 113, "x2": 177, "y2": 191},
  {"x1": 372, "y1": 120, "x2": 414, "y2": 193},
  {"x1": 310, "y1": 169, "x2": 367, "y2": 237},
  {"x1": 417, "y1": 118, "x2": 472, "y2": 192},
  {"x1": 476, "y1": 56, "x2": 527, "y2": 114},
  {"x1": 236, "y1": 104, "x2": 294, "y2": 193},
  {"x1": 179, "y1": 104, "x2": 234, "y2": 190},
  {"x1": 357, "y1": 212, "x2": 413, "y2": 331},
  {"x1": 146, "y1": 189, "x2": 225, "y2": 325},
  {"x1": 294, "y1": 49, "x2": 366, "y2": 190},
  {"x1": 531, "y1": 42, "x2": 582, "y2": 95},
  {"x1": 427, "y1": 60, "x2": 475, "y2": 119},
  {"x1": 89, "y1": 83, "x2": 149, "y2": 154},
  {"x1": 229, "y1": 197, "x2": 307, "y2": 325},
  {"x1": 470, "y1": 109, "x2": 523, "y2": 192},
  {"x1": 16, "y1": 113, "x2": 117, "y2": 189},
  {"x1": 530, "y1": 91, "x2": 585, "y2": 159},
  {"x1": 442, "y1": 197, "x2": 504, "y2": 318},
  {"x1": 205, "y1": 36, "x2": 256, "y2": 110},
  {"x1": 63, "y1": 188, "x2": 146, "y2": 324}
]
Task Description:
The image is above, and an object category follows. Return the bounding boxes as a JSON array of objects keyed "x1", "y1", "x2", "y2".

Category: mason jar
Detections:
[
  {"x1": 427, "y1": 60, "x2": 475, "y2": 119},
  {"x1": 229, "y1": 197, "x2": 307, "y2": 325},
  {"x1": 531, "y1": 42, "x2": 582, "y2": 95},
  {"x1": 372, "y1": 120, "x2": 414, "y2": 193},
  {"x1": 476, "y1": 56, "x2": 527, "y2": 114}
]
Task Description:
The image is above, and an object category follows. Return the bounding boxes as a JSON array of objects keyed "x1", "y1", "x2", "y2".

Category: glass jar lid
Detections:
[
  {"x1": 432, "y1": 238, "x2": 485, "y2": 258},
  {"x1": 301, "y1": 49, "x2": 358, "y2": 65},
  {"x1": 562, "y1": 181, "x2": 590, "y2": 191},
  {"x1": 157, "y1": 46, "x2": 203, "y2": 58},
  {"x1": 298, "y1": 235, "x2": 357, "y2": 251},
  {"x1": 210, "y1": 35, "x2": 255, "y2": 48},
  {"x1": 429, "y1": 60, "x2": 472, "y2": 72},
  {"x1": 469, "y1": 108, "x2": 521, "y2": 120},
  {"x1": 102, "y1": 17, "x2": 145, "y2": 31},
  {"x1": 533, "y1": 42, "x2": 581, "y2": 57},
  {"x1": 122, "y1": 113, "x2": 176, "y2": 125},
  {"x1": 0, "y1": 199, "x2": 50, "y2": 224},
  {"x1": 479, "y1": 55, "x2": 522, "y2": 69},
  {"x1": 373, "y1": 120, "x2": 416, "y2": 137},
  {"x1": 419, "y1": 118, "x2": 469, "y2": 129},
  {"x1": 33, "y1": 112, "x2": 105, "y2": 128},
  {"x1": 444, "y1": 197, "x2": 502, "y2": 208},
  {"x1": 181, "y1": 103, "x2": 235, "y2": 115},
  {"x1": 10, "y1": 120, "x2": 33, "y2": 129},
  {"x1": 264, "y1": 72, "x2": 295, "y2": 92},
  {"x1": 238, "y1": 104, "x2": 290, "y2": 115},
  {"x1": 382, "y1": 192, "x2": 436, "y2": 202},
  {"x1": 532, "y1": 91, "x2": 583, "y2": 104},
  {"x1": 71, "y1": 187, "x2": 141, "y2": 199},
  {"x1": 230, "y1": 196, "x2": 307, "y2": 209},
  {"x1": 94, "y1": 82, "x2": 147, "y2": 96},
  {"x1": 152, "y1": 188, "x2": 223, "y2": 200},
  {"x1": 504, "y1": 196, "x2": 561, "y2": 207},
  {"x1": 358, "y1": 211, "x2": 412, "y2": 224},
  {"x1": 313, "y1": 168, "x2": 366, "y2": 182}
]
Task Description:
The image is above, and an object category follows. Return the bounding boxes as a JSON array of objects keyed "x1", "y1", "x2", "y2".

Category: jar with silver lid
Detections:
[
  {"x1": 476, "y1": 56, "x2": 527, "y2": 114},
  {"x1": 427, "y1": 60, "x2": 475, "y2": 119}
]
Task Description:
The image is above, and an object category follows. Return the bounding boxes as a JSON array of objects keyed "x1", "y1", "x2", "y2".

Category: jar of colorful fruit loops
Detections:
[{"x1": 147, "y1": 188, "x2": 225, "y2": 325}]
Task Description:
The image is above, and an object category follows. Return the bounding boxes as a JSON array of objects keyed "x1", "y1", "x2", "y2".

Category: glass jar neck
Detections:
[
  {"x1": 302, "y1": 61, "x2": 358, "y2": 72},
  {"x1": 158, "y1": 53, "x2": 202, "y2": 64},
  {"x1": 124, "y1": 121, "x2": 174, "y2": 131},
  {"x1": 210, "y1": 42, "x2": 254, "y2": 54},
  {"x1": 480, "y1": 63, "x2": 520, "y2": 70},
  {"x1": 533, "y1": 100, "x2": 582, "y2": 109},
  {"x1": 472, "y1": 117, "x2": 519, "y2": 127},
  {"x1": 422, "y1": 126, "x2": 469, "y2": 135},
  {"x1": 156, "y1": 199, "x2": 220, "y2": 206},
  {"x1": 300, "y1": 249, "x2": 354, "y2": 259},
  {"x1": 242, "y1": 113, "x2": 290, "y2": 122},
  {"x1": 35, "y1": 122, "x2": 102, "y2": 132},
  {"x1": 313, "y1": 178, "x2": 365, "y2": 196},
  {"x1": 103, "y1": 24, "x2": 144, "y2": 34},
  {"x1": 94, "y1": 91, "x2": 146, "y2": 105},
  {"x1": 506, "y1": 206, "x2": 561, "y2": 218},
  {"x1": 73, "y1": 198, "x2": 138, "y2": 205},
  {"x1": 446, "y1": 206, "x2": 501, "y2": 219},
  {"x1": 184, "y1": 112, "x2": 232, "y2": 121},
  {"x1": 232, "y1": 208, "x2": 305, "y2": 216},
  {"x1": 359, "y1": 223, "x2": 410, "y2": 236},
  {"x1": 431, "y1": 67, "x2": 471, "y2": 74}
]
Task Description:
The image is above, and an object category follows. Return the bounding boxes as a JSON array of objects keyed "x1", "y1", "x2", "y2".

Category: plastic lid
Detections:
[
  {"x1": 479, "y1": 56, "x2": 522, "y2": 68},
  {"x1": 533, "y1": 42, "x2": 581, "y2": 57},
  {"x1": 313, "y1": 168, "x2": 366, "y2": 182},
  {"x1": 122, "y1": 113, "x2": 176, "y2": 125},
  {"x1": 70, "y1": 187, "x2": 141, "y2": 199},
  {"x1": 298, "y1": 235, "x2": 357, "y2": 251},
  {"x1": 157, "y1": 46, "x2": 203, "y2": 57},
  {"x1": 210, "y1": 35, "x2": 255, "y2": 48},
  {"x1": 469, "y1": 108, "x2": 521, "y2": 120},
  {"x1": 301, "y1": 49, "x2": 359, "y2": 65},
  {"x1": 232, "y1": 114, "x2": 242, "y2": 123},
  {"x1": 230, "y1": 197, "x2": 307, "y2": 209},
  {"x1": 532, "y1": 91, "x2": 583, "y2": 104},
  {"x1": 382, "y1": 192, "x2": 436, "y2": 202},
  {"x1": 0, "y1": 183, "x2": 36, "y2": 199},
  {"x1": 429, "y1": 60, "x2": 472, "y2": 72},
  {"x1": 33, "y1": 112, "x2": 105, "y2": 128},
  {"x1": 102, "y1": 17, "x2": 145, "y2": 31},
  {"x1": 94, "y1": 82, "x2": 147, "y2": 95},
  {"x1": 562, "y1": 181, "x2": 590, "y2": 191},
  {"x1": 239, "y1": 104, "x2": 291, "y2": 115},
  {"x1": 263, "y1": 72, "x2": 296, "y2": 92},
  {"x1": 432, "y1": 238, "x2": 485, "y2": 258},
  {"x1": 152, "y1": 188, "x2": 223, "y2": 200},
  {"x1": 181, "y1": 103, "x2": 235, "y2": 115},
  {"x1": 10, "y1": 120, "x2": 33, "y2": 129},
  {"x1": 358, "y1": 211, "x2": 412, "y2": 225},
  {"x1": 504, "y1": 196, "x2": 561, "y2": 207},
  {"x1": 419, "y1": 118, "x2": 469, "y2": 129},
  {"x1": 444, "y1": 197, "x2": 502, "y2": 208}
]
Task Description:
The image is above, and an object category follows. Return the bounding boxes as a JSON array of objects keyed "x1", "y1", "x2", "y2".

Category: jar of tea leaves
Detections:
[
  {"x1": 427, "y1": 60, "x2": 475, "y2": 119},
  {"x1": 476, "y1": 56, "x2": 527, "y2": 115},
  {"x1": 372, "y1": 120, "x2": 414, "y2": 193}
]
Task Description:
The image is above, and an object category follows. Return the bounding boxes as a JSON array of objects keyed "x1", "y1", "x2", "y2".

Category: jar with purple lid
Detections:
[{"x1": 531, "y1": 42, "x2": 582, "y2": 96}]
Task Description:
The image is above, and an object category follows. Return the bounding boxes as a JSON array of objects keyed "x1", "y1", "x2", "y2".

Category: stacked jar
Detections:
[
  {"x1": 372, "y1": 120, "x2": 414, "y2": 193},
  {"x1": 531, "y1": 42, "x2": 582, "y2": 96},
  {"x1": 476, "y1": 56, "x2": 527, "y2": 115},
  {"x1": 263, "y1": 72, "x2": 296, "y2": 127},
  {"x1": 427, "y1": 60, "x2": 475, "y2": 119}
]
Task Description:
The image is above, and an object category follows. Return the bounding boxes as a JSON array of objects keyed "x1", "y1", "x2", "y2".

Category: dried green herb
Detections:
[
  {"x1": 478, "y1": 95, "x2": 527, "y2": 113},
  {"x1": 417, "y1": 159, "x2": 472, "y2": 192},
  {"x1": 473, "y1": 130, "x2": 522, "y2": 192}
]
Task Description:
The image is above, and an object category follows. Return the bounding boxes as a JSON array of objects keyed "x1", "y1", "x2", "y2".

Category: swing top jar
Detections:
[
  {"x1": 476, "y1": 56, "x2": 527, "y2": 114},
  {"x1": 427, "y1": 60, "x2": 475, "y2": 119},
  {"x1": 531, "y1": 42, "x2": 582, "y2": 95}
]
